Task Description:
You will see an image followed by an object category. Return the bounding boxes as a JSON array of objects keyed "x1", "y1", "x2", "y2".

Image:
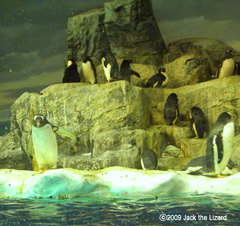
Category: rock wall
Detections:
[
  {"x1": 1, "y1": 1, "x2": 240, "y2": 173},
  {"x1": 9, "y1": 81, "x2": 150, "y2": 170},
  {"x1": 67, "y1": 0, "x2": 166, "y2": 66},
  {"x1": 1, "y1": 75, "x2": 239, "y2": 171},
  {"x1": 164, "y1": 38, "x2": 240, "y2": 75}
]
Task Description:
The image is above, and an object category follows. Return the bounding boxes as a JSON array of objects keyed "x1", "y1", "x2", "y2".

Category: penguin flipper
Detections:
[
  {"x1": 185, "y1": 166, "x2": 204, "y2": 175},
  {"x1": 27, "y1": 134, "x2": 39, "y2": 171},
  {"x1": 55, "y1": 127, "x2": 78, "y2": 142},
  {"x1": 130, "y1": 70, "x2": 140, "y2": 78},
  {"x1": 27, "y1": 134, "x2": 34, "y2": 159}
]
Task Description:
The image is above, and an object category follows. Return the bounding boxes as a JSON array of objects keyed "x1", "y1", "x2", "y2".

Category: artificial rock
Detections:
[
  {"x1": 67, "y1": 0, "x2": 166, "y2": 68},
  {"x1": 9, "y1": 81, "x2": 149, "y2": 170},
  {"x1": 164, "y1": 38, "x2": 240, "y2": 75}
]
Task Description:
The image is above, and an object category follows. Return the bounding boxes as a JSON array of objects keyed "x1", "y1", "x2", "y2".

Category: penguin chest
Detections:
[
  {"x1": 213, "y1": 122, "x2": 234, "y2": 174},
  {"x1": 32, "y1": 124, "x2": 58, "y2": 169},
  {"x1": 82, "y1": 61, "x2": 95, "y2": 84},
  {"x1": 219, "y1": 59, "x2": 235, "y2": 78},
  {"x1": 102, "y1": 58, "x2": 111, "y2": 81}
]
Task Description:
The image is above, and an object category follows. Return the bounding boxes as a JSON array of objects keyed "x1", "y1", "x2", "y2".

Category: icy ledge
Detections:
[{"x1": 0, "y1": 167, "x2": 239, "y2": 199}]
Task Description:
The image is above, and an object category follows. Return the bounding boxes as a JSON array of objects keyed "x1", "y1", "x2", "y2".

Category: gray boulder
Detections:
[
  {"x1": 104, "y1": 0, "x2": 166, "y2": 65},
  {"x1": 164, "y1": 54, "x2": 211, "y2": 88}
]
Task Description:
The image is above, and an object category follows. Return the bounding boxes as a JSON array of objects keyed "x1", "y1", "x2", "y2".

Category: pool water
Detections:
[{"x1": 0, "y1": 194, "x2": 239, "y2": 225}]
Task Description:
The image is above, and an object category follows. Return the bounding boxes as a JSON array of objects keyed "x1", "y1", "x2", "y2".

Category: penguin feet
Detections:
[
  {"x1": 217, "y1": 174, "x2": 229, "y2": 178},
  {"x1": 39, "y1": 166, "x2": 57, "y2": 173},
  {"x1": 39, "y1": 168, "x2": 48, "y2": 173}
]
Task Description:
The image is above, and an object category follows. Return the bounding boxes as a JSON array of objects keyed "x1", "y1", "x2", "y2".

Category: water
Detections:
[{"x1": 0, "y1": 194, "x2": 239, "y2": 225}]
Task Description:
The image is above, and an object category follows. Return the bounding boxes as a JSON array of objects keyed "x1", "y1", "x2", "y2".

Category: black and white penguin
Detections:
[
  {"x1": 82, "y1": 55, "x2": 97, "y2": 84},
  {"x1": 62, "y1": 59, "x2": 80, "y2": 83},
  {"x1": 144, "y1": 68, "x2": 169, "y2": 88},
  {"x1": 32, "y1": 115, "x2": 58, "y2": 171},
  {"x1": 190, "y1": 106, "x2": 207, "y2": 138},
  {"x1": 164, "y1": 93, "x2": 179, "y2": 126},
  {"x1": 216, "y1": 49, "x2": 235, "y2": 78},
  {"x1": 99, "y1": 50, "x2": 120, "y2": 82},
  {"x1": 31, "y1": 115, "x2": 77, "y2": 172},
  {"x1": 119, "y1": 59, "x2": 140, "y2": 82},
  {"x1": 205, "y1": 112, "x2": 234, "y2": 174},
  {"x1": 141, "y1": 149, "x2": 158, "y2": 170}
]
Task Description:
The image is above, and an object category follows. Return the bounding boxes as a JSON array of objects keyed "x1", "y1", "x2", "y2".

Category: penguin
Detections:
[
  {"x1": 99, "y1": 50, "x2": 120, "y2": 82},
  {"x1": 82, "y1": 55, "x2": 97, "y2": 84},
  {"x1": 31, "y1": 114, "x2": 77, "y2": 172},
  {"x1": 144, "y1": 68, "x2": 169, "y2": 88},
  {"x1": 119, "y1": 59, "x2": 140, "y2": 82},
  {"x1": 234, "y1": 61, "x2": 240, "y2": 75},
  {"x1": 164, "y1": 93, "x2": 179, "y2": 126},
  {"x1": 205, "y1": 112, "x2": 234, "y2": 175},
  {"x1": 62, "y1": 59, "x2": 80, "y2": 83},
  {"x1": 141, "y1": 149, "x2": 158, "y2": 170},
  {"x1": 182, "y1": 156, "x2": 235, "y2": 175},
  {"x1": 190, "y1": 106, "x2": 207, "y2": 138},
  {"x1": 31, "y1": 115, "x2": 58, "y2": 171},
  {"x1": 216, "y1": 49, "x2": 235, "y2": 78}
]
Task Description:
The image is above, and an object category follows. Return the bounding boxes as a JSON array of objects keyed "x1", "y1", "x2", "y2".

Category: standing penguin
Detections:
[
  {"x1": 190, "y1": 106, "x2": 207, "y2": 138},
  {"x1": 82, "y1": 55, "x2": 97, "y2": 84},
  {"x1": 205, "y1": 112, "x2": 234, "y2": 175},
  {"x1": 31, "y1": 115, "x2": 58, "y2": 171},
  {"x1": 119, "y1": 59, "x2": 140, "y2": 82},
  {"x1": 62, "y1": 59, "x2": 80, "y2": 83},
  {"x1": 216, "y1": 49, "x2": 235, "y2": 78},
  {"x1": 144, "y1": 68, "x2": 169, "y2": 88},
  {"x1": 164, "y1": 93, "x2": 179, "y2": 126},
  {"x1": 99, "y1": 50, "x2": 120, "y2": 83},
  {"x1": 141, "y1": 149, "x2": 158, "y2": 170},
  {"x1": 30, "y1": 114, "x2": 77, "y2": 172}
]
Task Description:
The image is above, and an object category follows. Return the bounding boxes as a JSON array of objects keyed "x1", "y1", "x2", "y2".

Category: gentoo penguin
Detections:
[
  {"x1": 99, "y1": 50, "x2": 120, "y2": 82},
  {"x1": 164, "y1": 93, "x2": 179, "y2": 126},
  {"x1": 62, "y1": 59, "x2": 80, "y2": 83},
  {"x1": 216, "y1": 49, "x2": 235, "y2": 78},
  {"x1": 31, "y1": 114, "x2": 77, "y2": 172},
  {"x1": 141, "y1": 149, "x2": 158, "y2": 170},
  {"x1": 144, "y1": 68, "x2": 169, "y2": 88},
  {"x1": 119, "y1": 59, "x2": 140, "y2": 82},
  {"x1": 31, "y1": 115, "x2": 58, "y2": 171},
  {"x1": 190, "y1": 106, "x2": 207, "y2": 138},
  {"x1": 82, "y1": 55, "x2": 97, "y2": 84},
  {"x1": 205, "y1": 112, "x2": 234, "y2": 175}
]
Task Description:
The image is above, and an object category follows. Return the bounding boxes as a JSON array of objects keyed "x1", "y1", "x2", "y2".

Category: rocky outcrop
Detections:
[
  {"x1": 2, "y1": 1, "x2": 240, "y2": 174},
  {"x1": 103, "y1": 0, "x2": 166, "y2": 65},
  {"x1": 164, "y1": 38, "x2": 240, "y2": 75},
  {"x1": 164, "y1": 54, "x2": 211, "y2": 88},
  {"x1": 67, "y1": 0, "x2": 166, "y2": 67},
  {"x1": 0, "y1": 134, "x2": 30, "y2": 170},
  {"x1": 9, "y1": 81, "x2": 150, "y2": 170},
  {"x1": 0, "y1": 76, "x2": 239, "y2": 172}
]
